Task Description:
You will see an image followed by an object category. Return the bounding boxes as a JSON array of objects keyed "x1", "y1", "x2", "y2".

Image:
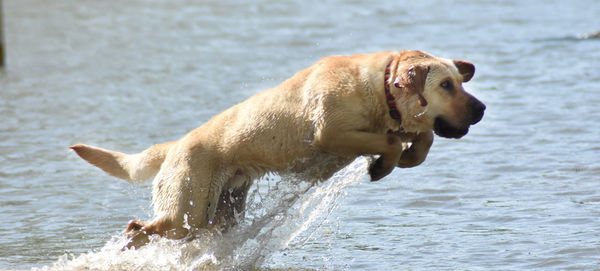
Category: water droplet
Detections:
[{"x1": 183, "y1": 213, "x2": 191, "y2": 230}]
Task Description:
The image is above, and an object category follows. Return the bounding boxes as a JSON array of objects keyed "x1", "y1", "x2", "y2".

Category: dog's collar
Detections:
[{"x1": 384, "y1": 62, "x2": 402, "y2": 122}]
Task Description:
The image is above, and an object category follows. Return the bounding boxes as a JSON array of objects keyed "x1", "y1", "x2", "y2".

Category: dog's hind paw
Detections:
[{"x1": 122, "y1": 230, "x2": 150, "y2": 251}]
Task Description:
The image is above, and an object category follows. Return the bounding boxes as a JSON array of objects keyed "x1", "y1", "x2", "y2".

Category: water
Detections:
[{"x1": 1, "y1": 0, "x2": 599, "y2": 270}]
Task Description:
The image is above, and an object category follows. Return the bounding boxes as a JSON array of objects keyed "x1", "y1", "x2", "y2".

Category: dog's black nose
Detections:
[{"x1": 470, "y1": 100, "x2": 486, "y2": 124}]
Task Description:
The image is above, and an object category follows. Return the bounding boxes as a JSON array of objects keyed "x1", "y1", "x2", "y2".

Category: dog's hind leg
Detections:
[
  {"x1": 122, "y1": 146, "x2": 230, "y2": 249},
  {"x1": 122, "y1": 216, "x2": 185, "y2": 250},
  {"x1": 122, "y1": 219, "x2": 151, "y2": 250},
  {"x1": 212, "y1": 179, "x2": 253, "y2": 231}
]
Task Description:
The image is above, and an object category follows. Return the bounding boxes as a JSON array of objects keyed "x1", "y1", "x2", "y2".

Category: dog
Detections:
[{"x1": 70, "y1": 50, "x2": 485, "y2": 249}]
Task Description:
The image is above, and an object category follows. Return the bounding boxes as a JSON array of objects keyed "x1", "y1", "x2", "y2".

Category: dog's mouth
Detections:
[{"x1": 433, "y1": 117, "x2": 469, "y2": 139}]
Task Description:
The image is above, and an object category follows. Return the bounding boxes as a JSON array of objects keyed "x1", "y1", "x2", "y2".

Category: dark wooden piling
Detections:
[{"x1": 0, "y1": 0, "x2": 5, "y2": 68}]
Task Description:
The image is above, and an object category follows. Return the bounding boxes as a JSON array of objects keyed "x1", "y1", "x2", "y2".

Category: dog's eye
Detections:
[{"x1": 440, "y1": 80, "x2": 453, "y2": 91}]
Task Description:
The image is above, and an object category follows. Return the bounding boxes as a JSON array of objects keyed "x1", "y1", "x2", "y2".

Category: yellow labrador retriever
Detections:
[{"x1": 71, "y1": 50, "x2": 485, "y2": 249}]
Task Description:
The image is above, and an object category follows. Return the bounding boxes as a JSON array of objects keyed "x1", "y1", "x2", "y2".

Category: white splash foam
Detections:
[{"x1": 47, "y1": 157, "x2": 369, "y2": 270}]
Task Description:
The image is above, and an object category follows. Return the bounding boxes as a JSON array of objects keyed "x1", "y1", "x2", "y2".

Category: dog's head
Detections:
[{"x1": 388, "y1": 50, "x2": 485, "y2": 138}]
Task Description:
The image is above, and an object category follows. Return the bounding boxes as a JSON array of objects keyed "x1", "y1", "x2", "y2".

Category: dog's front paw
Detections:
[{"x1": 369, "y1": 157, "x2": 391, "y2": 181}]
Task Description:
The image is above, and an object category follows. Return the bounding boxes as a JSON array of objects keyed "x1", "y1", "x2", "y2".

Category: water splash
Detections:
[{"x1": 46, "y1": 157, "x2": 369, "y2": 270}]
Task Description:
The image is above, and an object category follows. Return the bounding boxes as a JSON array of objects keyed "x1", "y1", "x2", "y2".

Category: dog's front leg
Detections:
[
  {"x1": 314, "y1": 130, "x2": 404, "y2": 181},
  {"x1": 396, "y1": 130, "x2": 433, "y2": 168}
]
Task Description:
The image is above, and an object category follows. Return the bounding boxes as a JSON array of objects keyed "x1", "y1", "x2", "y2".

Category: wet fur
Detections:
[{"x1": 70, "y1": 50, "x2": 485, "y2": 249}]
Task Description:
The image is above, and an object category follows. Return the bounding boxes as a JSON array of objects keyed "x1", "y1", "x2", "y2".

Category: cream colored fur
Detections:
[{"x1": 71, "y1": 50, "x2": 484, "y2": 249}]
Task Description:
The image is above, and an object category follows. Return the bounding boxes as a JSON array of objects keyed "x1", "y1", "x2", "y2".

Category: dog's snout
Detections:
[{"x1": 470, "y1": 99, "x2": 485, "y2": 124}]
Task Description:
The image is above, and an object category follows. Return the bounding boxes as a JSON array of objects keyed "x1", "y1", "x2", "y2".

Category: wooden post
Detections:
[{"x1": 0, "y1": 0, "x2": 5, "y2": 68}]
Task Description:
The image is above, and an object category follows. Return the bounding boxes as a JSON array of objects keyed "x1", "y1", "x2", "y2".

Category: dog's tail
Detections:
[{"x1": 70, "y1": 141, "x2": 176, "y2": 183}]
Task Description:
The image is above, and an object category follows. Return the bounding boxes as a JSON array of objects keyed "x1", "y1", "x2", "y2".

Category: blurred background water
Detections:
[{"x1": 1, "y1": 0, "x2": 599, "y2": 270}]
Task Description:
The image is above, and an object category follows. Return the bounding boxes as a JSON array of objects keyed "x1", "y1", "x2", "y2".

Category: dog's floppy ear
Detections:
[
  {"x1": 393, "y1": 64, "x2": 430, "y2": 107},
  {"x1": 453, "y1": 60, "x2": 475, "y2": 82}
]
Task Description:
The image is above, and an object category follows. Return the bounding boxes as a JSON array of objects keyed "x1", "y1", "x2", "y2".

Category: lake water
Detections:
[{"x1": 1, "y1": 0, "x2": 599, "y2": 270}]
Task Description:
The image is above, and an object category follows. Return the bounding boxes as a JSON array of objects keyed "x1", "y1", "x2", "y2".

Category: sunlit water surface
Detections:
[{"x1": 1, "y1": 0, "x2": 599, "y2": 270}]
